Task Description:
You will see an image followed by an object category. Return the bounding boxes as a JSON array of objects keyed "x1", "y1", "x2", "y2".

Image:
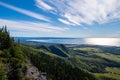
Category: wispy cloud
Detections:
[
  {"x1": 36, "y1": 0, "x2": 120, "y2": 25},
  {"x1": 58, "y1": 18, "x2": 75, "y2": 25},
  {"x1": 35, "y1": 0, "x2": 54, "y2": 11},
  {"x1": 0, "y1": 19, "x2": 69, "y2": 36},
  {"x1": 0, "y1": 1, "x2": 50, "y2": 22}
]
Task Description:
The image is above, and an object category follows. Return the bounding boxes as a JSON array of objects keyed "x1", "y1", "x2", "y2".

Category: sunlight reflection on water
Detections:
[
  {"x1": 27, "y1": 38, "x2": 120, "y2": 46},
  {"x1": 85, "y1": 38, "x2": 120, "y2": 46}
]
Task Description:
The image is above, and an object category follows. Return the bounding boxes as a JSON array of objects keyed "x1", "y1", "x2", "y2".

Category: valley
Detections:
[
  {"x1": 0, "y1": 27, "x2": 120, "y2": 80},
  {"x1": 21, "y1": 40, "x2": 120, "y2": 80}
]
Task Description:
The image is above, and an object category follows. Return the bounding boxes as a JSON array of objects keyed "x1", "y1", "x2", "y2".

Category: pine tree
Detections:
[{"x1": 0, "y1": 26, "x2": 13, "y2": 50}]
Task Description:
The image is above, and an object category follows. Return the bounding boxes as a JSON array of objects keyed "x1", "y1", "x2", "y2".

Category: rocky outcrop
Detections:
[{"x1": 26, "y1": 66, "x2": 47, "y2": 80}]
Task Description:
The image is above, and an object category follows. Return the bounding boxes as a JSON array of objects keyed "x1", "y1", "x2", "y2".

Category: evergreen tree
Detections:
[{"x1": 0, "y1": 26, "x2": 13, "y2": 50}]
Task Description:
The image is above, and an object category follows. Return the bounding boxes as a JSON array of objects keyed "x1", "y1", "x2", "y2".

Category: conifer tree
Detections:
[{"x1": 0, "y1": 26, "x2": 13, "y2": 50}]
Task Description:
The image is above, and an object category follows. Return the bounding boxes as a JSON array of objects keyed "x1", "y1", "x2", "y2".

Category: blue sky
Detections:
[{"x1": 0, "y1": 0, "x2": 120, "y2": 38}]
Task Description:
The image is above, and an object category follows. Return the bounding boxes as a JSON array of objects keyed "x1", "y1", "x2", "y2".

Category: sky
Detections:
[{"x1": 0, "y1": 0, "x2": 120, "y2": 38}]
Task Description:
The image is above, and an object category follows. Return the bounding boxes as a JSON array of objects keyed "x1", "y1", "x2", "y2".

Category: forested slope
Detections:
[{"x1": 0, "y1": 27, "x2": 97, "y2": 80}]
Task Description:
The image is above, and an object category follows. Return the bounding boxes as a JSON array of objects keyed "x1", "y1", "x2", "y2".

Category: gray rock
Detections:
[{"x1": 26, "y1": 66, "x2": 47, "y2": 80}]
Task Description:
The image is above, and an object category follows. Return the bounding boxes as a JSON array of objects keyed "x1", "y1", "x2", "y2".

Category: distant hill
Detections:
[{"x1": 36, "y1": 44, "x2": 69, "y2": 57}]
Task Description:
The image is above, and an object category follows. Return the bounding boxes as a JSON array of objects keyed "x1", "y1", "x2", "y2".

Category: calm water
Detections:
[{"x1": 15, "y1": 37, "x2": 120, "y2": 46}]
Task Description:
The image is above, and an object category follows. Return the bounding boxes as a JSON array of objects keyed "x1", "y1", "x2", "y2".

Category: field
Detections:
[
  {"x1": 95, "y1": 67, "x2": 120, "y2": 80},
  {"x1": 71, "y1": 46, "x2": 120, "y2": 80}
]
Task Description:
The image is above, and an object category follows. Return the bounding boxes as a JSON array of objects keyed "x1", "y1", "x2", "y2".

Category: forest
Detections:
[{"x1": 0, "y1": 26, "x2": 120, "y2": 80}]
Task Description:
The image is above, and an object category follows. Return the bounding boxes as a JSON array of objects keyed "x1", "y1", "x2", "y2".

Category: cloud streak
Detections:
[
  {"x1": 0, "y1": 19, "x2": 69, "y2": 36},
  {"x1": 36, "y1": 0, "x2": 120, "y2": 25},
  {"x1": 35, "y1": 0, "x2": 54, "y2": 11},
  {"x1": 0, "y1": 1, "x2": 50, "y2": 22},
  {"x1": 58, "y1": 18, "x2": 75, "y2": 25}
]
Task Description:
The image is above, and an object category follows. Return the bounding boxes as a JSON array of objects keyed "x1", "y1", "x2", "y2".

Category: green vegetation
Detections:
[
  {"x1": 22, "y1": 42, "x2": 120, "y2": 80},
  {"x1": 0, "y1": 26, "x2": 98, "y2": 80},
  {"x1": 36, "y1": 44, "x2": 69, "y2": 57},
  {"x1": 71, "y1": 46, "x2": 120, "y2": 80},
  {"x1": 94, "y1": 67, "x2": 120, "y2": 80},
  {"x1": 22, "y1": 45, "x2": 97, "y2": 80},
  {"x1": 0, "y1": 61, "x2": 7, "y2": 80},
  {"x1": 0, "y1": 26, "x2": 13, "y2": 50},
  {"x1": 0, "y1": 26, "x2": 120, "y2": 80},
  {"x1": 73, "y1": 47, "x2": 102, "y2": 53},
  {"x1": 0, "y1": 26, "x2": 26, "y2": 80},
  {"x1": 96, "y1": 53, "x2": 120, "y2": 63}
]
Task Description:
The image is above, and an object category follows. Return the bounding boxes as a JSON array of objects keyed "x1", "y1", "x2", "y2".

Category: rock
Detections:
[{"x1": 26, "y1": 66, "x2": 47, "y2": 80}]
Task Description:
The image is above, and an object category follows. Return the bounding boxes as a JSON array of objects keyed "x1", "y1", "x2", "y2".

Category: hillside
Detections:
[
  {"x1": 0, "y1": 27, "x2": 98, "y2": 80},
  {"x1": 1, "y1": 26, "x2": 120, "y2": 80},
  {"x1": 21, "y1": 40, "x2": 120, "y2": 80},
  {"x1": 68, "y1": 45, "x2": 120, "y2": 80}
]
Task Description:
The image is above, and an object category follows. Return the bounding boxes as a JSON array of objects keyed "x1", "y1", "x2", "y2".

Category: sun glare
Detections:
[{"x1": 85, "y1": 38, "x2": 120, "y2": 46}]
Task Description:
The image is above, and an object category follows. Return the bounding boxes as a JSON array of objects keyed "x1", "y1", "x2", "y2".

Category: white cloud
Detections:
[
  {"x1": 0, "y1": 1, "x2": 50, "y2": 22},
  {"x1": 0, "y1": 19, "x2": 69, "y2": 36},
  {"x1": 35, "y1": 0, "x2": 54, "y2": 11},
  {"x1": 64, "y1": 13, "x2": 81, "y2": 25},
  {"x1": 36, "y1": 0, "x2": 120, "y2": 25},
  {"x1": 58, "y1": 18, "x2": 75, "y2": 25}
]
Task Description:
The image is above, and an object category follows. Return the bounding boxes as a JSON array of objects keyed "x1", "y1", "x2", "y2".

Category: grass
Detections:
[
  {"x1": 73, "y1": 47, "x2": 120, "y2": 80},
  {"x1": 95, "y1": 67, "x2": 120, "y2": 80},
  {"x1": 73, "y1": 47, "x2": 102, "y2": 52},
  {"x1": 95, "y1": 73, "x2": 120, "y2": 80},
  {"x1": 96, "y1": 53, "x2": 120, "y2": 63},
  {"x1": 73, "y1": 47, "x2": 120, "y2": 63},
  {"x1": 106, "y1": 67, "x2": 120, "y2": 75},
  {"x1": 23, "y1": 45, "x2": 61, "y2": 58}
]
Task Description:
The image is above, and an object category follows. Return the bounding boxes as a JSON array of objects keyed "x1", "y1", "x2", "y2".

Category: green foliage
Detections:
[
  {"x1": 7, "y1": 46, "x2": 26, "y2": 80},
  {"x1": 94, "y1": 67, "x2": 120, "y2": 80},
  {"x1": 49, "y1": 45, "x2": 68, "y2": 57},
  {"x1": 23, "y1": 46, "x2": 97, "y2": 80},
  {"x1": 0, "y1": 61, "x2": 7, "y2": 80},
  {"x1": 0, "y1": 25, "x2": 120, "y2": 80},
  {"x1": 0, "y1": 69, "x2": 7, "y2": 80},
  {"x1": 22, "y1": 42, "x2": 120, "y2": 80},
  {"x1": 0, "y1": 26, "x2": 26, "y2": 80},
  {"x1": 36, "y1": 44, "x2": 69, "y2": 57},
  {"x1": 0, "y1": 26, "x2": 13, "y2": 50},
  {"x1": 0, "y1": 50, "x2": 11, "y2": 58},
  {"x1": 69, "y1": 45, "x2": 120, "y2": 80}
]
